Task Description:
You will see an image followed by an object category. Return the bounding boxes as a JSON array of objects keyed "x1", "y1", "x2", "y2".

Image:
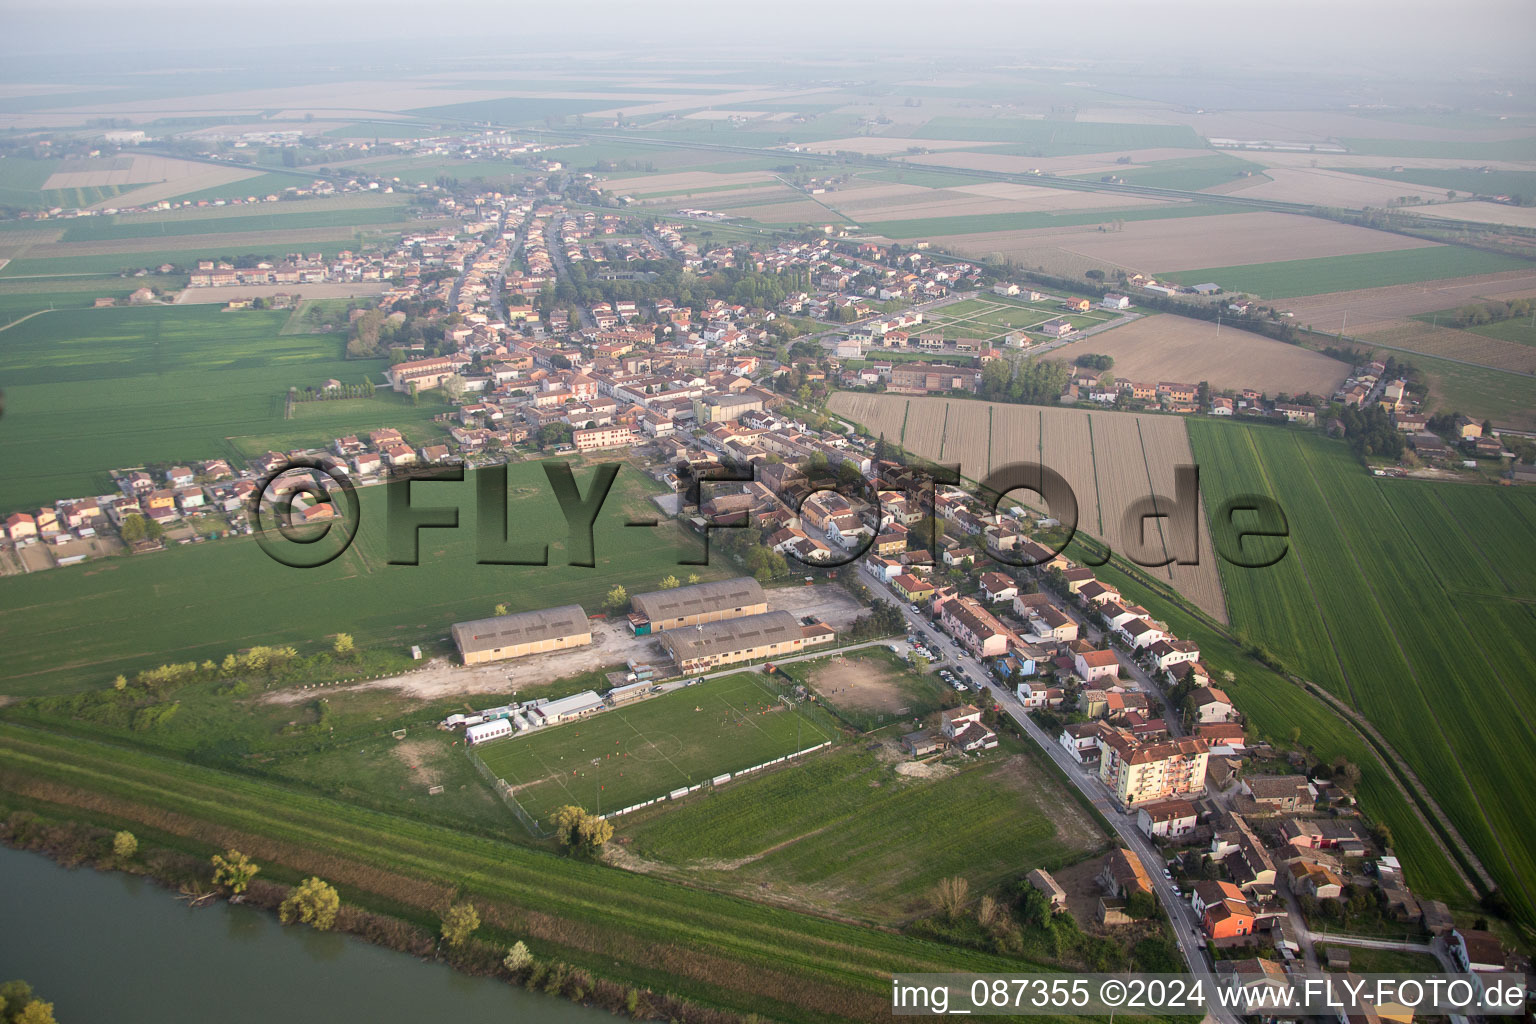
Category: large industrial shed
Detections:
[
  {"x1": 658, "y1": 610, "x2": 828, "y2": 674},
  {"x1": 452, "y1": 604, "x2": 592, "y2": 665},
  {"x1": 628, "y1": 577, "x2": 768, "y2": 634}
]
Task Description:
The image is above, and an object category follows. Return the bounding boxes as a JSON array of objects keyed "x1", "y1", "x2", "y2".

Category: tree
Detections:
[
  {"x1": 279, "y1": 877, "x2": 339, "y2": 930},
  {"x1": 440, "y1": 901, "x2": 481, "y2": 949},
  {"x1": 686, "y1": 572, "x2": 701, "y2": 585},
  {"x1": 1, "y1": 980, "x2": 35, "y2": 1014},
  {"x1": 1333, "y1": 756, "x2": 1362, "y2": 790},
  {"x1": 494, "y1": 603, "x2": 509, "y2": 616},
  {"x1": 120, "y1": 513, "x2": 148, "y2": 544},
  {"x1": 113, "y1": 674, "x2": 128, "y2": 691},
  {"x1": 602, "y1": 585, "x2": 628, "y2": 613},
  {"x1": 657, "y1": 575, "x2": 680, "y2": 590},
  {"x1": 212, "y1": 849, "x2": 260, "y2": 894},
  {"x1": 550, "y1": 805, "x2": 613, "y2": 851},
  {"x1": 442, "y1": 374, "x2": 468, "y2": 403},
  {"x1": 332, "y1": 633, "x2": 355, "y2": 657},
  {"x1": 13, "y1": 1001, "x2": 57, "y2": 1024},
  {"x1": 934, "y1": 875, "x2": 970, "y2": 920},
  {"x1": 112, "y1": 830, "x2": 138, "y2": 859},
  {"x1": 504, "y1": 941, "x2": 534, "y2": 972}
]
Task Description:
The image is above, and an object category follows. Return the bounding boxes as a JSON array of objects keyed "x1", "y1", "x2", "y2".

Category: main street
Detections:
[{"x1": 864, "y1": 562, "x2": 1239, "y2": 1024}]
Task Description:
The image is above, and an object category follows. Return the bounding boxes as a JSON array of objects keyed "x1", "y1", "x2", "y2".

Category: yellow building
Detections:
[
  {"x1": 451, "y1": 604, "x2": 592, "y2": 665},
  {"x1": 658, "y1": 610, "x2": 829, "y2": 674},
  {"x1": 1098, "y1": 730, "x2": 1209, "y2": 807},
  {"x1": 629, "y1": 578, "x2": 767, "y2": 633}
]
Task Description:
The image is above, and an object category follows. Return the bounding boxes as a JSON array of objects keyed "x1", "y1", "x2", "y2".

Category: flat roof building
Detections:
[
  {"x1": 531, "y1": 690, "x2": 606, "y2": 725},
  {"x1": 451, "y1": 604, "x2": 592, "y2": 665},
  {"x1": 658, "y1": 610, "x2": 826, "y2": 674},
  {"x1": 629, "y1": 577, "x2": 767, "y2": 634}
]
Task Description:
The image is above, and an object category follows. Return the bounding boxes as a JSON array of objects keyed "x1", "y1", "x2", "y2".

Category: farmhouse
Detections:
[
  {"x1": 1189, "y1": 685, "x2": 1237, "y2": 723},
  {"x1": 1027, "y1": 869, "x2": 1068, "y2": 912},
  {"x1": 658, "y1": 610, "x2": 827, "y2": 674},
  {"x1": 386, "y1": 355, "x2": 462, "y2": 392},
  {"x1": 941, "y1": 704, "x2": 998, "y2": 751},
  {"x1": 452, "y1": 604, "x2": 593, "y2": 665},
  {"x1": 1240, "y1": 775, "x2": 1312, "y2": 812},
  {"x1": 1098, "y1": 848, "x2": 1152, "y2": 898},
  {"x1": 629, "y1": 577, "x2": 767, "y2": 634}
]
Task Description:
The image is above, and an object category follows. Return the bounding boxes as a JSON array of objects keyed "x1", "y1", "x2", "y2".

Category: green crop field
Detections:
[
  {"x1": 473, "y1": 672, "x2": 838, "y2": 824},
  {"x1": 0, "y1": 305, "x2": 440, "y2": 509},
  {"x1": 0, "y1": 240, "x2": 359, "y2": 279},
  {"x1": 0, "y1": 460, "x2": 712, "y2": 697},
  {"x1": 1188, "y1": 420, "x2": 1536, "y2": 923},
  {"x1": 0, "y1": 723, "x2": 1063, "y2": 1024},
  {"x1": 1161, "y1": 246, "x2": 1534, "y2": 298},
  {"x1": 863, "y1": 202, "x2": 1231, "y2": 240},
  {"x1": 166, "y1": 172, "x2": 326, "y2": 205},
  {"x1": 0, "y1": 156, "x2": 62, "y2": 208},
  {"x1": 57, "y1": 204, "x2": 414, "y2": 242},
  {"x1": 1328, "y1": 167, "x2": 1536, "y2": 202},
  {"x1": 861, "y1": 168, "x2": 989, "y2": 189},
  {"x1": 625, "y1": 743, "x2": 1106, "y2": 923},
  {"x1": 1340, "y1": 137, "x2": 1536, "y2": 162}
]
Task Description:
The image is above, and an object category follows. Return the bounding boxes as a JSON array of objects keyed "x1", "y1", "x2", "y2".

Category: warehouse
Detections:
[
  {"x1": 628, "y1": 577, "x2": 767, "y2": 634},
  {"x1": 658, "y1": 610, "x2": 828, "y2": 674},
  {"x1": 451, "y1": 604, "x2": 592, "y2": 665}
]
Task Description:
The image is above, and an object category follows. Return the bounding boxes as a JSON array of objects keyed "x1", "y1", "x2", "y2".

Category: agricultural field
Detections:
[
  {"x1": 56, "y1": 203, "x2": 414, "y2": 242},
  {"x1": 1354, "y1": 320, "x2": 1536, "y2": 375},
  {"x1": 903, "y1": 118, "x2": 1204, "y2": 153},
  {"x1": 0, "y1": 460, "x2": 711, "y2": 698},
  {"x1": 1279, "y1": 269, "x2": 1536, "y2": 334},
  {"x1": 826, "y1": 393, "x2": 1228, "y2": 621},
  {"x1": 0, "y1": 723, "x2": 1060, "y2": 1024},
  {"x1": 1160, "y1": 246, "x2": 1534, "y2": 299},
  {"x1": 1386, "y1": 350, "x2": 1536, "y2": 431},
  {"x1": 1043, "y1": 211, "x2": 1442, "y2": 275},
  {"x1": 1074, "y1": 314, "x2": 1350, "y2": 395},
  {"x1": 1188, "y1": 420, "x2": 1536, "y2": 924},
  {"x1": 1070, "y1": 153, "x2": 1270, "y2": 192},
  {"x1": 0, "y1": 239, "x2": 360, "y2": 279},
  {"x1": 0, "y1": 305, "x2": 430, "y2": 509},
  {"x1": 863, "y1": 201, "x2": 1228, "y2": 242},
  {"x1": 472, "y1": 672, "x2": 838, "y2": 825},
  {"x1": 621, "y1": 743, "x2": 1106, "y2": 924},
  {"x1": 1327, "y1": 166, "x2": 1536, "y2": 202}
]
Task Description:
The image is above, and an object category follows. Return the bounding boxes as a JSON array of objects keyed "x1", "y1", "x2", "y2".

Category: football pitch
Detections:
[{"x1": 472, "y1": 672, "x2": 840, "y2": 825}]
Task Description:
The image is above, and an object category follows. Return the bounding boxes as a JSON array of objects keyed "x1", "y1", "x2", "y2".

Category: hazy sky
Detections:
[{"x1": 4, "y1": 0, "x2": 1535, "y2": 79}]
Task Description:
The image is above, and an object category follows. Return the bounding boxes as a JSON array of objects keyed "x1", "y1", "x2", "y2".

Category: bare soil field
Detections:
[
  {"x1": 926, "y1": 210, "x2": 1433, "y2": 277},
  {"x1": 43, "y1": 155, "x2": 232, "y2": 190},
  {"x1": 601, "y1": 169, "x2": 778, "y2": 193},
  {"x1": 650, "y1": 185, "x2": 794, "y2": 208},
  {"x1": 1057, "y1": 211, "x2": 1438, "y2": 272},
  {"x1": 804, "y1": 656, "x2": 911, "y2": 715},
  {"x1": 1234, "y1": 167, "x2": 1465, "y2": 208},
  {"x1": 722, "y1": 199, "x2": 838, "y2": 223},
  {"x1": 1280, "y1": 270, "x2": 1536, "y2": 333},
  {"x1": 174, "y1": 282, "x2": 389, "y2": 305},
  {"x1": 1355, "y1": 320, "x2": 1536, "y2": 374},
  {"x1": 804, "y1": 136, "x2": 1006, "y2": 155},
  {"x1": 901, "y1": 147, "x2": 1214, "y2": 177},
  {"x1": 131, "y1": 192, "x2": 405, "y2": 223},
  {"x1": 88, "y1": 168, "x2": 264, "y2": 211},
  {"x1": 927, "y1": 181, "x2": 1173, "y2": 212},
  {"x1": 583, "y1": 85, "x2": 839, "y2": 120},
  {"x1": 1413, "y1": 202, "x2": 1536, "y2": 230},
  {"x1": 0, "y1": 227, "x2": 64, "y2": 259},
  {"x1": 827, "y1": 392, "x2": 1228, "y2": 621},
  {"x1": 1076, "y1": 314, "x2": 1351, "y2": 394},
  {"x1": 834, "y1": 192, "x2": 1161, "y2": 224}
]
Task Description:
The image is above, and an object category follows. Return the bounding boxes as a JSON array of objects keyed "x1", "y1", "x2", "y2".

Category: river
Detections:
[{"x1": 0, "y1": 846, "x2": 612, "y2": 1023}]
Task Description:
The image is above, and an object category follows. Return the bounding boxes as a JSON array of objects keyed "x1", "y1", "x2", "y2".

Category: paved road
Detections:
[{"x1": 863, "y1": 566, "x2": 1238, "y2": 1024}]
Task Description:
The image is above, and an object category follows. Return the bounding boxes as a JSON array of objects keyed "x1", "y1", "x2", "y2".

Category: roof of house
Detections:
[
  {"x1": 451, "y1": 604, "x2": 590, "y2": 656},
  {"x1": 1078, "y1": 649, "x2": 1119, "y2": 668},
  {"x1": 1139, "y1": 797, "x2": 1197, "y2": 822},
  {"x1": 1102, "y1": 848, "x2": 1152, "y2": 894},
  {"x1": 657, "y1": 610, "x2": 802, "y2": 662},
  {"x1": 631, "y1": 577, "x2": 765, "y2": 621}
]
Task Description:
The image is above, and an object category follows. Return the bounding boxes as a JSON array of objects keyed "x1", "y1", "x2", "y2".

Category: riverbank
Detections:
[{"x1": 0, "y1": 844, "x2": 615, "y2": 1024}]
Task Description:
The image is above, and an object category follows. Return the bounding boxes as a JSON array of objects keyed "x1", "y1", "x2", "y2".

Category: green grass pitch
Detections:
[{"x1": 471, "y1": 672, "x2": 839, "y2": 824}]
